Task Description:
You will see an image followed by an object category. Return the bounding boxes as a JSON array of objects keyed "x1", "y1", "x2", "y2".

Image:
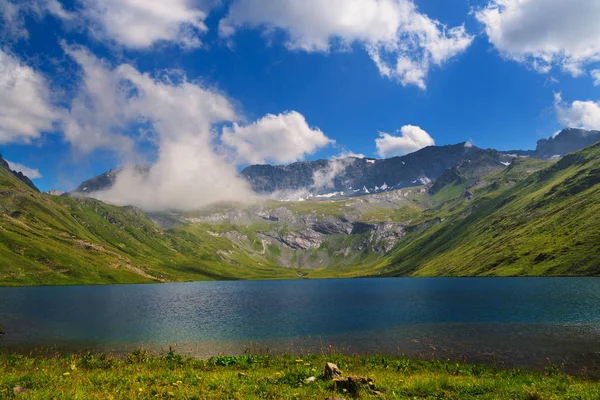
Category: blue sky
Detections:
[{"x1": 1, "y1": 0, "x2": 600, "y2": 196}]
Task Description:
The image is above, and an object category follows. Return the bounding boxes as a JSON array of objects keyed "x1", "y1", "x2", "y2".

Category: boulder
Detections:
[{"x1": 324, "y1": 362, "x2": 342, "y2": 380}]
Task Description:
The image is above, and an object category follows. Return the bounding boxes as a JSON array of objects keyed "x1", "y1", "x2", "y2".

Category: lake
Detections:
[{"x1": 1, "y1": 278, "x2": 600, "y2": 374}]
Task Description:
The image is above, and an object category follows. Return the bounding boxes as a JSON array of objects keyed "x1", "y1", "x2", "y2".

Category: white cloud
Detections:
[
  {"x1": 375, "y1": 125, "x2": 435, "y2": 158},
  {"x1": 64, "y1": 46, "x2": 329, "y2": 210},
  {"x1": 63, "y1": 45, "x2": 255, "y2": 210},
  {"x1": 219, "y1": 0, "x2": 473, "y2": 89},
  {"x1": 311, "y1": 159, "x2": 348, "y2": 191},
  {"x1": 0, "y1": 49, "x2": 60, "y2": 144},
  {"x1": 592, "y1": 69, "x2": 600, "y2": 86},
  {"x1": 62, "y1": 46, "x2": 137, "y2": 155},
  {"x1": 476, "y1": 0, "x2": 600, "y2": 76},
  {"x1": 335, "y1": 150, "x2": 365, "y2": 159},
  {"x1": 6, "y1": 160, "x2": 42, "y2": 179},
  {"x1": 0, "y1": 0, "x2": 74, "y2": 40},
  {"x1": 554, "y1": 92, "x2": 600, "y2": 131},
  {"x1": 81, "y1": 0, "x2": 209, "y2": 48},
  {"x1": 221, "y1": 111, "x2": 333, "y2": 165}
]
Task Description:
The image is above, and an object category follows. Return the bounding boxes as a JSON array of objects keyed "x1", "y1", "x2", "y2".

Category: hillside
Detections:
[
  {"x1": 1, "y1": 138, "x2": 599, "y2": 285},
  {"x1": 380, "y1": 142, "x2": 600, "y2": 276},
  {"x1": 0, "y1": 162, "x2": 297, "y2": 286}
]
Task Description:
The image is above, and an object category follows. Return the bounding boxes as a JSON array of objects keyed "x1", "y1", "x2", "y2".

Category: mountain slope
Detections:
[
  {"x1": 0, "y1": 163, "x2": 297, "y2": 286},
  {"x1": 503, "y1": 128, "x2": 600, "y2": 159},
  {"x1": 0, "y1": 154, "x2": 40, "y2": 192},
  {"x1": 380, "y1": 141, "x2": 600, "y2": 276},
  {"x1": 2, "y1": 138, "x2": 599, "y2": 286}
]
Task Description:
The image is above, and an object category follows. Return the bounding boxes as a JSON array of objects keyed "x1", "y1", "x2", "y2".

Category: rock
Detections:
[
  {"x1": 332, "y1": 376, "x2": 375, "y2": 393},
  {"x1": 13, "y1": 386, "x2": 29, "y2": 396},
  {"x1": 324, "y1": 362, "x2": 342, "y2": 380},
  {"x1": 370, "y1": 223, "x2": 405, "y2": 253},
  {"x1": 305, "y1": 376, "x2": 317, "y2": 383},
  {"x1": 280, "y1": 229, "x2": 323, "y2": 250},
  {"x1": 311, "y1": 219, "x2": 352, "y2": 235},
  {"x1": 464, "y1": 190, "x2": 474, "y2": 200}
]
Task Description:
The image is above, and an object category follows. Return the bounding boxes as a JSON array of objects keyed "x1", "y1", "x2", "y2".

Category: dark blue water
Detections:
[{"x1": 2, "y1": 278, "x2": 600, "y2": 371}]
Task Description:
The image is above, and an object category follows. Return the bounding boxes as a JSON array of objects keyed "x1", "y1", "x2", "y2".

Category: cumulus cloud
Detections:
[
  {"x1": 6, "y1": 160, "x2": 42, "y2": 179},
  {"x1": 221, "y1": 111, "x2": 333, "y2": 165},
  {"x1": 62, "y1": 45, "x2": 253, "y2": 210},
  {"x1": 219, "y1": 0, "x2": 473, "y2": 89},
  {"x1": 476, "y1": 0, "x2": 600, "y2": 76},
  {"x1": 62, "y1": 45, "x2": 328, "y2": 210},
  {"x1": 81, "y1": 0, "x2": 210, "y2": 48},
  {"x1": 0, "y1": 0, "x2": 74, "y2": 40},
  {"x1": 1, "y1": 0, "x2": 205, "y2": 48},
  {"x1": 335, "y1": 150, "x2": 365, "y2": 159},
  {"x1": 554, "y1": 93, "x2": 600, "y2": 131},
  {"x1": 0, "y1": 49, "x2": 60, "y2": 144},
  {"x1": 375, "y1": 125, "x2": 435, "y2": 158},
  {"x1": 592, "y1": 69, "x2": 600, "y2": 86}
]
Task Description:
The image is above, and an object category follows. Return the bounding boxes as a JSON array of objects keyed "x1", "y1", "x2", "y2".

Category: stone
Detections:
[
  {"x1": 332, "y1": 376, "x2": 374, "y2": 393},
  {"x1": 13, "y1": 386, "x2": 29, "y2": 396},
  {"x1": 305, "y1": 376, "x2": 317, "y2": 383},
  {"x1": 324, "y1": 362, "x2": 342, "y2": 380}
]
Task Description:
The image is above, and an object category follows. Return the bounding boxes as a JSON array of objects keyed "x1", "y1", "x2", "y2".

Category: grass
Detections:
[
  {"x1": 1, "y1": 142, "x2": 599, "y2": 285},
  {"x1": 1, "y1": 350, "x2": 598, "y2": 399},
  {"x1": 381, "y1": 143, "x2": 600, "y2": 277},
  {"x1": 0, "y1": 166, "x2": 298, "y2": 286}
]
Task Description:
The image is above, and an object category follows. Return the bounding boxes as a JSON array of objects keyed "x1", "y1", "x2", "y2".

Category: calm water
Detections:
[{"x1": 2, "y1": 278, "x2": 600, "y2": 372}]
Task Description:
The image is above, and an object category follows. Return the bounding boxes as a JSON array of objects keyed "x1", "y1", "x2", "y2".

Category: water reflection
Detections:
[{"x1": 1, "y1": 278, "x2": 600, "y2": 374}]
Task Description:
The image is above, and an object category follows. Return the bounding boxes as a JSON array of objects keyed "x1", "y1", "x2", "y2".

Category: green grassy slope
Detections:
[
  {"x1": 380, "y1": 142, "x2": 600, "y2": 276},
  {"x1": 0, "y1": 166, "x2": 296, "y2": 286},
  {"x1": 2, "y1": 141, "x2": 599, "y2": 285}
]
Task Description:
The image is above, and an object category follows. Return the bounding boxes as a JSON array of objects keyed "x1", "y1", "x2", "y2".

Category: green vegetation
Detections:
[
  {"x1": 1, "y1": 141, "x2": 600, "y2": 285},
  {"x1": 1, "y1": 350, "x2": 598, "y2": 399},
  {"x1": 380, "y1": 142, "x2": 600, "y2": 277},
  {"x1": 0, "y1": 165, "x2": 297, "y2": 286}
]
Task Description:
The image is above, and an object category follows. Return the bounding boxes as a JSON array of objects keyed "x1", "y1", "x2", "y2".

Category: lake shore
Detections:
[{"x1": 1, "y1": 350, "x2": 598, "y2": 399}]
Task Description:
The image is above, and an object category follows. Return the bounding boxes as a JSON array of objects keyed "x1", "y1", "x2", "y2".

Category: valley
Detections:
[{"x1": 1, "y1": 129, "x2": 599, "y2": 285}]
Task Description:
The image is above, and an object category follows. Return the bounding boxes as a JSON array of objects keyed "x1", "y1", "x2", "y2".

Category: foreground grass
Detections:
[{"x1": 1, "y1": 350, "x2": 598, "y2": 399}]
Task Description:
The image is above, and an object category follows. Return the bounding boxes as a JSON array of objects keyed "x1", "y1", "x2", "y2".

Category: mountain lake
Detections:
[{"x1": 2, "y1": 277, "x2": 600, "y2": 375}]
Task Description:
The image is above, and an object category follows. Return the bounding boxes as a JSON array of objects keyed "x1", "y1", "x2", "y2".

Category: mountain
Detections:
[
  {"x1": 1, "y1": 133, "x2": 599, "y2": 285},
  {"x1": 503, "y1": 128, "x2": 600, "y2": 159},
  {"x1": 380, "y1": 141, "x2": 600, "y2": 276},
  {"x1": 241, "y1": 143, "x2": 504, "y2": 194},
  {"x1": 0, "y1": 153, "x2": 40, "y2": 192},
  {"x1": 428, "y1": 148, "x2": 515, "y2": 195},
  {"x1": 0, "y1": 159, "x2": 296, "y2": 286},
  {"x1": 71, "y1": 166, "x2": 149, "y2": 195},
  {"x1": 67, "y1": 129, "x2": 598, "y2": 198}
]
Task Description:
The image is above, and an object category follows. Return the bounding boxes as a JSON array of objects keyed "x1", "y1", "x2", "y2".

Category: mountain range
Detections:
[
  {"x1": 1, "y1": 128, "x2": 599, "y2": 285},
  {"x1": 70, "y1": 128, "x2": 600, "y2": 198}
]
